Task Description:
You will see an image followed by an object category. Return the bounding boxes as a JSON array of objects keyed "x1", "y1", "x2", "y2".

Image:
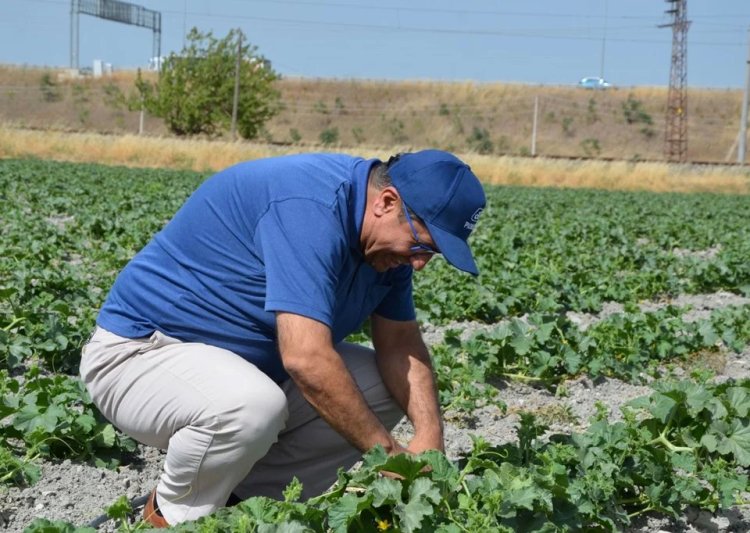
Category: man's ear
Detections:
[{"x1": 372, "y1": 186, "x2": 401, "y2": 216}]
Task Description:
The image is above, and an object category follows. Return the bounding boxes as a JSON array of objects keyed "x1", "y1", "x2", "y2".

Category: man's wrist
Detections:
[{"x1": 408, "y1": 431, "x2": 444, "y2": 453}]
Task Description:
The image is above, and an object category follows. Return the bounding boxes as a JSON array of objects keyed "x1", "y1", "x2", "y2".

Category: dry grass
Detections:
[
  {"x1": 0, "y1": 65, "x2": 744, "y2": 163},
  {"x1": 2, "y1": 126, "x2": 748, "y2": 195},
  {"x1": 0, "y1": 127, "x2": 293, "y2": 171},
  {"x1": 468, "y1": 154, "x2": 750, "y2": 195}
]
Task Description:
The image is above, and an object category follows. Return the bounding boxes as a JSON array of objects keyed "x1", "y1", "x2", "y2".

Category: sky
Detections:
[{"x1": 1, "y1": 0, "x2": 749, "y2": 88}]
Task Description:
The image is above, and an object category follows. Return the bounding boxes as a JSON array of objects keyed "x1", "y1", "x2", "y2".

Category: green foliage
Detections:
[
  {"x1": 71, "y1": 83, "x2": 90, "y2": 126},
  {"x1": 561, "y1": 116, "x2": 575, "y2": 137},
  {"x1": 39, "y1": 73, "x2": 62, "y2": 103},
  {"x1": 141, "y1": 28, "x2": 280, "y2": 138},
  {"x1": 334, "y1": 96, "x2": 346, "y2": 113},
  {"x1": 429, "y1": 305, "x2": 750, "y2": 398},
  {"x1": 2, "y1": 156, "x2": 750, "y2": 529},
  {"x1": 466, "y1": 127, "x2": 494, "y2": 154},
  {"x1": 580, "y1": 137, "x2": 601, "y2": 157},
  {"x1": 0, "y1": 367, "x2": 136, "y2": 466},
  {"x1": 622, "y1": 94, "x2": 653, "y2": 126},
  {"x1": 414, "y1": 185, "x2": 750, "y2": 324},
  {"x1": 319, "y1": 127, "x2": 339, "y2": 145},
  {"x1": 289, "y1": 128, "x2": 302, "y2": 143},
  {"x1": 0, "y1": 159, "x2": 202, "y2": 485},
  {"x1": 25, "y1": 518, "x2": 96, "y2": 532},
  {"x1": 385, "y1": 117, "x2": 408, "y2": 144},
  {"x1": 75, "y1": 381, "x2": 744, "y2": 531},
  {"x1": 100, "y1": 82, "x2": 126, "y2": 109},
  {"x1": 586, "y1": 97, "x2": 599, "y2": 124},
  {"x1": 314, "y1": 100, "x2": 329, "y2": 114}
]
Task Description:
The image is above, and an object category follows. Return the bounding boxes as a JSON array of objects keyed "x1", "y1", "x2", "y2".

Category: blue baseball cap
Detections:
[{"x1": 388, "y1": 150, "x2": 486, "y2": 275}]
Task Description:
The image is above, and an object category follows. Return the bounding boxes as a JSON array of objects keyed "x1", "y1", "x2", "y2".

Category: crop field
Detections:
[{"x1": 2, "y1": 158, "x2": 750, "y2": 531}]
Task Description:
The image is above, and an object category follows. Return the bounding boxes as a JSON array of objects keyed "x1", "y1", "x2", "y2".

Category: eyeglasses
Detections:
[{"x1": 402, "y1": 202, "x2": 439, "y2": 255}]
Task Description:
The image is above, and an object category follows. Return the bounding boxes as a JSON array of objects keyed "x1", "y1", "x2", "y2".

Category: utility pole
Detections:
[
  {"x1": 600, "y1": 0, "x2": 608, "y2": 80},
  {"x1": 230, "y1": 30, "x2": 242, "y2": 141},
  {"x1": 738, "y1": 27, "x2": 750, "y2": 164},
  {"x1": 531, "y1": 96, "x2": 539, "y2": 156},
  {"x1": 659, "y1": 0, "x2": 690, "y2": 162},
  {"x1": 70, "y1": 0, "x2": 80, "y2": 69}
]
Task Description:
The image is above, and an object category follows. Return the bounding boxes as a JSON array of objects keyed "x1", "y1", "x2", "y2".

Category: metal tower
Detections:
[
  {"x1": 70, "y1": 0, "x2": 161, "y2": 70},
  {"x1": 659, "y1": 0, "x2": 690, "y2": 162}
]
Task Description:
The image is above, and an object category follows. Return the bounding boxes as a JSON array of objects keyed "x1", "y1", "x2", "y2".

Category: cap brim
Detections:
[{"x1": 424, "y1": 221, "x2": 479, "y2": 276}]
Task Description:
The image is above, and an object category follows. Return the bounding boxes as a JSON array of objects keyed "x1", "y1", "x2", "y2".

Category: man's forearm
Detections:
[
  {"x1": 376, "y1": 345, "x2": 444, "y2": 452},
  {"x1": 284, "y1": 345, "x2": 402, "y2": 453}
]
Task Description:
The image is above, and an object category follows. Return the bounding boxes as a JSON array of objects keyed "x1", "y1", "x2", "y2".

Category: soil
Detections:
[{"x1": 2, "y1": 292, "x2": 749, "y2": 532}]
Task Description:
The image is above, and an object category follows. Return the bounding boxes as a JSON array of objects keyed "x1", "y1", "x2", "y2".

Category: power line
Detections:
[{"x1": 7, "y1": 0, "x2": 747, "y2": 47}]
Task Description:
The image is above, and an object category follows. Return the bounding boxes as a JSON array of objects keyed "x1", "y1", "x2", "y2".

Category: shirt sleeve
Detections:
[
  {"x1": 254, "y1": 198, "x2": 347, "y2": 327},
  {"x1": 374, "y1": 266, "x2": 416, "y2": 321}
]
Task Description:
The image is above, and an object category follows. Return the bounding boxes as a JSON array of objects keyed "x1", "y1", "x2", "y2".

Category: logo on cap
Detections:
[{"x1": 464, "y1": 207, "x2": 483, "y2": 230}]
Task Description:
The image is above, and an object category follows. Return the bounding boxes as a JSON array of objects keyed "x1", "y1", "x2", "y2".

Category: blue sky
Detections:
[{"x1": 1, "y1": 0, "x2": 749, "y2": 88}]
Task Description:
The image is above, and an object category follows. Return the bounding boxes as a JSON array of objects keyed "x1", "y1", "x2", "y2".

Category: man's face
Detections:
[{"x1": 362, "y1": 189, "x2": 439, "y2": 273}]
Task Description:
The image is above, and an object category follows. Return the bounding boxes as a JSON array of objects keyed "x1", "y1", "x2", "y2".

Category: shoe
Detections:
[{"x1": 143, "y1": 488, "x2": 169, "y2": 528}]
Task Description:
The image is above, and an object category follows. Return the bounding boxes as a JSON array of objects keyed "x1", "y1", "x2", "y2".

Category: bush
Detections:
[
  {"x1": 319, "y1": 127, "x2": 339, "y2": 145},
  {"x1": 622, "y1": 94, "x2": 653, "y2": 126},
  {"x1": 39, "y1": 73, "x2": 62, "y2": 103},
  {"x1": 561, "y1": 116, "x2": 575, "y2": 137},
  {"x1": 138, "y1": 28, "x2": 280, "y2": 139},
  {"x1": 467, "y1": 127, "x2": 494, "y2": 154},
  {"x1": 581, "y1": 138, "x2": 602, "y2": 157}
]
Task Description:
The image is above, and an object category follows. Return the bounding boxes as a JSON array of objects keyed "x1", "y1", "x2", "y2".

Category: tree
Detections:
[{"x1": 141, "y1": 28, "x2": 280, "y2": 138}]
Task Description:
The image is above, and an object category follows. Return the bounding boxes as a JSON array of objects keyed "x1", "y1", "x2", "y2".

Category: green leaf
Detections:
[
  {"x1": 378, "y1": 453, "x2": 428, "y2": 481},
  {"x1": 23, "y1": 518, "x2": 96, "y2": 532},
  {"x1": 647, "y1": 393, "x2": 678, "y2": 423},
  {"x1": 370, "y1": 476, "x2": 402, "y2": 507},
  {"x1": 106, "y1": 495, "x2": 132, "y2": 521},
  {"x1": 327, "y1": 493, "x2": 372, "y2": 533},
  {"x1": 725, "y1": 387, "x2": 750, "y2": 417},
  {"x1": 283, "y1": 477, "x2": 303, "y2": 503},
  {"x1": 394, "y1": 478, "x2": 440, "y2": 532},
  {"x1": 713, "y1": 419, "x2": 750, "y2": 466}
]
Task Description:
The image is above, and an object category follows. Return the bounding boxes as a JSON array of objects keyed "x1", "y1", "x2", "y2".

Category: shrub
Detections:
[
  {"x1": 139, "y1": 28, "x2": 280, "y2": 139},
  {"x1": 319, "y1": 127, "x2": 339, "y2": 145},
  {"x1": 39, "y1": 73, "x2": 62, "y2": 103},
  {"x1": 561, "y1": 116, "x2": 575, "y2": 137},
  {"x1": 622, "y1": 94, "x2": 653, "y2": 126},
  {"x1": 581, "y1": 138, "x2": 602, "y2": 157},
  {"x1": 467, "y1": 127, "x2": 494, "y2": 154}
]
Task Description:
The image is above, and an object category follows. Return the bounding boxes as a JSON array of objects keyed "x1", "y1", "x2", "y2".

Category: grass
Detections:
[
  {"x1": 2, "y1": 125, "x2": 749, "y2": 195},
  {"x1": 0, "y1": 65, "x2": 745, "y2": 163}
]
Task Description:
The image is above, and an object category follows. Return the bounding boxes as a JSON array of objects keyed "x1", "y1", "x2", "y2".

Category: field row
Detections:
[{"x1": 1, "y1": 159, "x2": 750, "y2": 531}]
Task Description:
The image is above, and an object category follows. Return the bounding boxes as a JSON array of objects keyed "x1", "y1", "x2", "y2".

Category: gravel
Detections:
[{"x1": 3, "y1": 292, "x2": 750, "y2": 532}]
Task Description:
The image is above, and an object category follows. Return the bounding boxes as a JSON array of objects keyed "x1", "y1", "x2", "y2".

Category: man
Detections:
[{"x1": 79, "y1": 149, "x2": 486, "y2": 527}]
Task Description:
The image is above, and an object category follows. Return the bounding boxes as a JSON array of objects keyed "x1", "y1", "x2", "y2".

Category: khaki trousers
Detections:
[{"x1": 80, "y1": 327, "x2": 404, "y2": 525}]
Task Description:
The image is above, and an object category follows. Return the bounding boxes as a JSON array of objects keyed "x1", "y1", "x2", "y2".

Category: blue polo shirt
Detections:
[{"x1": 96, "y1": 153, "x2": 416, "y2": 383}]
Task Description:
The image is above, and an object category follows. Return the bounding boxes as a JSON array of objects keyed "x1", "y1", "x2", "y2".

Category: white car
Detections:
[{"x1": 578, "y1": 77, "x2": 612, "y2": 90}]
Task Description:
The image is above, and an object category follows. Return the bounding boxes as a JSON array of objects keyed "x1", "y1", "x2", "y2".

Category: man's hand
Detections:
[
  {"x1": 276, "y1": 312, "x2": 400, "y2": 453},
  {"x1": 371, "y1": 315, "x2": 445, "y2": 453}
]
